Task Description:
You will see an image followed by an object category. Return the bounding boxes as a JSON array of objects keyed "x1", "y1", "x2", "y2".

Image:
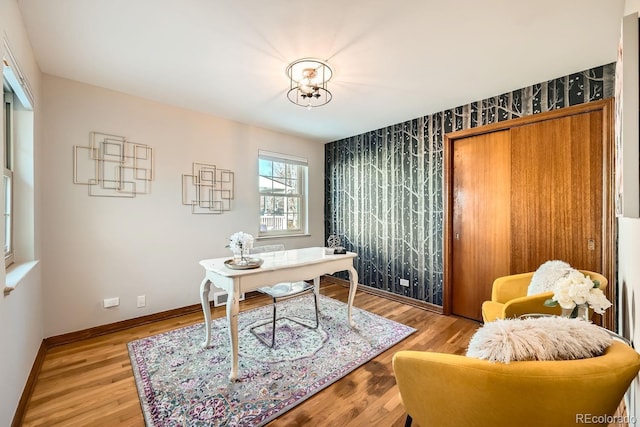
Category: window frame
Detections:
[
  {"x1": 258, "y1": 150, "x2": 308, "y2": 237},
  {"x1": 3, "y1": 86, "x2": 13, "y2": 267},
  {"x1": 3, "y1": 44, "x2": 34, "y2": 270}
]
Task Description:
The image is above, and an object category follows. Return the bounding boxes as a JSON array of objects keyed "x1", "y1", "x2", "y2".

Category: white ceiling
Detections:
[{"x1": 17, "y1": 0, "x2": 625, "y2": 143}]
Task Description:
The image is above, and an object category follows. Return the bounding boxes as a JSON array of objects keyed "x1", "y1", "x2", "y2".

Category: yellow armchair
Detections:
[
  {"x1": 481, "y1": 270, "x2": 608, "y2": 323},
  {"x1": 392, "y1": 341, "x2": 640, "y2": 427}
]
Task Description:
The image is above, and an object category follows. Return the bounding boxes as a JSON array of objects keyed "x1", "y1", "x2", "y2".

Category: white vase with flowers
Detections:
[
  {"x1": 544, "y1": 269, "x2": 611, "y2": 321},
  {"x1": 227, "y1": 231, "x2": 254, "y2": 266}
]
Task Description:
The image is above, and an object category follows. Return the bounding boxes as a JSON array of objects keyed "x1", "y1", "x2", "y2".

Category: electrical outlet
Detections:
[
  {"x1": 103, "y1": 297, "x2": 120, "y2": 308},
  {"x1": 137, "y1": 295, "x2": 146, "y2": 308},
  {"x1": 400, "y1": 279, "x2": 410, "y2": 287}
]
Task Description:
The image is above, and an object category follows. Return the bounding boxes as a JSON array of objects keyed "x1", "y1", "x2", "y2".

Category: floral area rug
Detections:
[{"x1": 128, "y1": 294, "x2": 415, "y2": 426}]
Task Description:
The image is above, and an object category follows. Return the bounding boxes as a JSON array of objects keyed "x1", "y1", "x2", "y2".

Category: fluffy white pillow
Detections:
[
  {"x1": 466, "y1": 316, "x2": 612, "y2": 363},
  {"x1": 527, "y1": 260, "x2": 572, "y2": 296}
]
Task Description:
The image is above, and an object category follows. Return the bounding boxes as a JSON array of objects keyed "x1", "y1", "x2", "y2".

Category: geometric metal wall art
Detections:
[
  {"x1": 73, "y1": 131, "x2": 154, "y2": 197},
  {"x1": 181, "y1": 162, "x2": 234, "y2": 214}
]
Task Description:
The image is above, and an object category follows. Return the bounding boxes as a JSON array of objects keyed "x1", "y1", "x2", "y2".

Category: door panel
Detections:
[
  {"x1": 451, "y1": 130, "x2": 511, "y2": 321},
  {"x1": 510, "y1": 112, "x2": 602, "y2": 274}
]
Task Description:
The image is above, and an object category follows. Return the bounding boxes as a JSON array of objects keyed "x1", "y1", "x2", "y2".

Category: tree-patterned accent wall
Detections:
[{"x1": 325, "y1": 63, "x2": 615, "y2": 306}]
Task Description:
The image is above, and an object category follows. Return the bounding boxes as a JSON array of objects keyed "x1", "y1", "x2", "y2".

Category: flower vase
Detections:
[
  {"x1": 576, "y1": 304, "x2": 590, "y2": 321},
  {"x1": 561, "y1": 304, "x2": 590, "y2": 321},
  {"x1": 233, "y1": 249, "x2": 248, "y2": 266}
]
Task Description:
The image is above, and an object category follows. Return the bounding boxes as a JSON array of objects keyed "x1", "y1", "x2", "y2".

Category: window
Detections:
[
  {"x1": 3, "y1": 45, "x2": 34, "y2": 269},
  {"x1": 258, "y1": 150, "x2": 308, "y2": 236},
  {"x1": 3, "y1": 80, "x2": 14, "y2": 267}
]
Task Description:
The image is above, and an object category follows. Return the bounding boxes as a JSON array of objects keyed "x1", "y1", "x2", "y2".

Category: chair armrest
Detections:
[
  {"x1": 491, "y1": 272, "x2": 534, "y2": 303},
  {"x1": 502, "y1": 292, "x2": 561, "y2": 318},
  {"x1": 579, "y1": 270, "x2": 608, "y2": 290}
]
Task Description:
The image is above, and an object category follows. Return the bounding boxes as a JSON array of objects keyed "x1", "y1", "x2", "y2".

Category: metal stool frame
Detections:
[
  {"x1": 249, "y1": 282, "x2": 319, "y2": 348},
  {"x1": 247, "y1": 244, "x2": 320, "y2": 348}
]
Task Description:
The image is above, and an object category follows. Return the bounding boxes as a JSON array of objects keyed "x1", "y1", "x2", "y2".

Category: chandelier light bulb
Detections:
[
  {"x1": 301, "y1": 68, "x2": 317, "y2": 83},
  {"x1": 299, "y1": 79, "x2": 315, "y2": 96}
]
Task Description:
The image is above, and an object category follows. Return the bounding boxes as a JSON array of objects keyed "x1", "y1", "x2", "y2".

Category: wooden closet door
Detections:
[
  {"x1": 510, "y1": 111, "x2": 603, "y2": 273},
  {"x1": 451, "y1": 130, "x2": 512, "y2": 321}
]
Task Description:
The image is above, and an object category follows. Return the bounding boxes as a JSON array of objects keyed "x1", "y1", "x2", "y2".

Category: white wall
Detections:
[
  {"x1": 40, "y1": 75, "x2": 325, "y2": 337},
  {"x1": 619, "y1": 1, "x2": 640, "y2": 421},
  {"x1": 0, "y1": 0, "x2": 44, "y2": 425},
  {"x1": 619, "y1": 218, "x2": 640, "y2": 416}
]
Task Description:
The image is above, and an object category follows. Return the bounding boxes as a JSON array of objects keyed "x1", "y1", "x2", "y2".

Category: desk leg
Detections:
[
  {"x1": 313, "y1": 276, "x2": 321, "y2": 310},
  {"x1": 227, "y1": 287, "x2": 240, "y2": 381},
  {"x1": 200, "y1": 278, "x2": 213, "y2": 348},
  {"x1": 347, "y1": 267, "x2": 359, "y2": 327}
]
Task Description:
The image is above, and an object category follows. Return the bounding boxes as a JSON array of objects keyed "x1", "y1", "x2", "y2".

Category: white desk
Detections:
[{"x1": 199, "y1": 247, "x2": 358, "y2": 380}]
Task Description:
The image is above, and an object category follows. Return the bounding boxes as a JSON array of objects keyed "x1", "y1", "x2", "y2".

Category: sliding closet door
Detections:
[
  {"x1": 510, "y1": 111, "x2": 603, "y2": 273},
  {"x1": 451, "y1": 130, "x2": 512, "y2": 321},
  {"x1": 445, "y1": 100, "x2": 613, "y2": 327}
]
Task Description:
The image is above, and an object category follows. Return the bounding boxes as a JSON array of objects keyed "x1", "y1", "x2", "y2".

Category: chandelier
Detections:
[{"x1": 286, "y1": 58, "x2": 333, "y2": 109}]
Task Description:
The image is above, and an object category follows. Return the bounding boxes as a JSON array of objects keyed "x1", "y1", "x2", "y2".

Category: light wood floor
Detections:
[{"x1": 19, "y1": 282, "x2": 627, "y2": 426}]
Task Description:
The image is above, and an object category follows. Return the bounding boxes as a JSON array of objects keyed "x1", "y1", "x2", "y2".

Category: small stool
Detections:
[{"x1": 250, "y1": 281, "x2": 319, "y2": 348}]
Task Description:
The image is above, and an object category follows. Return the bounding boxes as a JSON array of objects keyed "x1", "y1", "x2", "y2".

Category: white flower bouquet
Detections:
[
  {"x1": 227, "y1": 232, "x2": 254, "y2": 264},
  {"x1": 544, "y1": 269, "x2": 611, "y2": 316}
]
